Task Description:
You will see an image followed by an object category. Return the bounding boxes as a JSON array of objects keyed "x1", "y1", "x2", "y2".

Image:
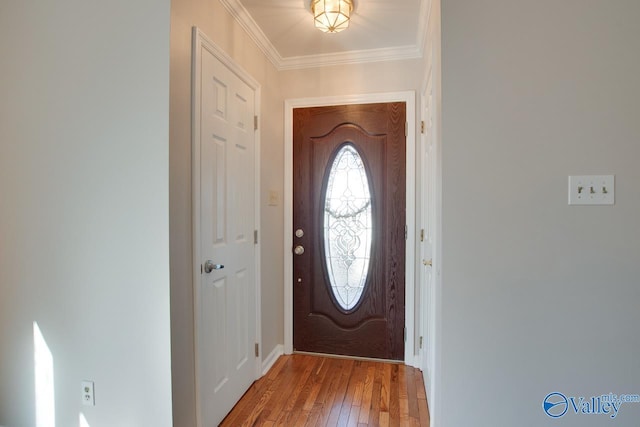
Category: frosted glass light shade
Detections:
[{"x1": 311, "y1": 0, "x2": 354, "y2": 33}]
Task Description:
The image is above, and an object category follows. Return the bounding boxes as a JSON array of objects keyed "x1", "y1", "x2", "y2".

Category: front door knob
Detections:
[{"x1": 293, "y1": 245, "x2": 305, "y2": 255}]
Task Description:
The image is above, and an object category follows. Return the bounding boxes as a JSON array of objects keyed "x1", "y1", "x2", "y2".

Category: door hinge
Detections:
[
  {"x1": 420, "y1": 229, "x2": 425, "y2": 242},
  {"x1": 254, "y1": 115, "x2": 258, "y2": 131},
  {"x1": 200, "y1": 264, "x2": 203, "y2": 274},
  {"x1": 405, "y1": 121, "x2": 408, "y2": 137},
  {"x1": 419, "y1": 336, "x2": 423, "y2": 349},
  {"x1": 421, "y1": 120, "x2": 425, "y2": 134},
  {"x1": 255, "y1": 343, "x2": 259, "y2": 357},
  {"x1": 404, "y1": 327, "x2": 407, "y2": 342},
  {"x1": 405, "y1": 225, "x2": 408, "y2": 241},
  {"x1": 254, "y1": 229, "x2": 258, "y2": 244}
]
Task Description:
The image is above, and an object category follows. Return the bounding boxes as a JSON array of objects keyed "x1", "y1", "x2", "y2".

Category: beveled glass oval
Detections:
[{"x1": 322, "y1": 144, "x2": 372, "y2": 311}]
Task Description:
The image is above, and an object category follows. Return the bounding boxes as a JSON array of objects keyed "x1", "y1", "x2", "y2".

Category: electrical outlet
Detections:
[
  {"x1": 568, "y1": 175, "x2": 615, "y2": 205},
  {"x1": 82, "y1": 380, "x2": 95, "y2": 406}
]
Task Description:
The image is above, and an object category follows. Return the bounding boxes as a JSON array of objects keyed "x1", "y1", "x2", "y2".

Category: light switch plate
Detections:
[
  {"x1": 268, "y1": 190, "x2": 279, "y2": 206},
  {"x1": 568, "y1": 175, "x2": 614, "y2": 205}
]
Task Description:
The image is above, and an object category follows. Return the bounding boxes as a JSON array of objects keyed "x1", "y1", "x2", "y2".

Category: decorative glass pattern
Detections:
[{"x1": 323, "y1": 144, "x2": 372, "y2": 311}]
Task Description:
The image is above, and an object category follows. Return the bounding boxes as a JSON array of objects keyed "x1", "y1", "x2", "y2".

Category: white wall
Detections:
[
  {"x1": 0, "y1": 1, "x2": 172, "y2": 427},
  {"x1": 440, "y1": 1, "x2": 640, "y2": 426},
  {"x1": 169, "y1": 1, "x2": 283, "y2": 425},
  {"x1": 279, "y1": 59, "x2": 424, "y2": 100}
]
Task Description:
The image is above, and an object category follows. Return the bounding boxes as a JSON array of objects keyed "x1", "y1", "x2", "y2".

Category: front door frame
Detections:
[{"x1": 284, "y1": 91, "x2": 418, "y2": 367}]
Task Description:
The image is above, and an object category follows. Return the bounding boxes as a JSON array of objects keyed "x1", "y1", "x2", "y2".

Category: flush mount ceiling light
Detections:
[{"x1": 311, "y1": 0, "x2": 354, "y2": 33}]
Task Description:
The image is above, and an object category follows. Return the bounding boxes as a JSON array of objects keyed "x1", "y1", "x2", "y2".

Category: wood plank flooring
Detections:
[{"x1": 220, "y1": 354, "x2": 430, "y2": 427}]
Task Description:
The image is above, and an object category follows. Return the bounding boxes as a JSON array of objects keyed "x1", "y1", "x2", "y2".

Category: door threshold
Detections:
[{"x1": 293, "y1": 350, "x2": 405, "y2": 365}]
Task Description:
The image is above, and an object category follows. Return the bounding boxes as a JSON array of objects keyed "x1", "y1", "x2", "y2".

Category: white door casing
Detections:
[
  {"x1": 192, "y1": 27, "x2": 261, "y2": 427},
  {"x1": 420, "y1": 4, "x2": 443, "y2": 422},
  {"x1": 420, "y1": 70, "x2": 436, "y2": 387}
]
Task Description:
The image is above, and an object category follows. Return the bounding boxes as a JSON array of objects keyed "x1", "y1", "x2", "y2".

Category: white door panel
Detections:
[{"x1": 194, "y1": 30, "x2": 257, "y2": 427}]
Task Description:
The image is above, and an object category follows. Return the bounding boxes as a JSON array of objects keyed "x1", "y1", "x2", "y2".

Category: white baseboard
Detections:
[{"x1": 261, "y1": 344, "x2": 284, "y2": 376}]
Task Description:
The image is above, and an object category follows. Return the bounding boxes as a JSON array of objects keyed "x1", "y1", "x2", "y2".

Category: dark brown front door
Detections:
[{"x1": 293, "y1": 102, "x2": 406, "y2": 360}]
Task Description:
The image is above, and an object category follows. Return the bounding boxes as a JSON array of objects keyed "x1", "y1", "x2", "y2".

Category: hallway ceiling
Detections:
[{"x1": 220, "y1": 0, "x2": 429, "y2": 70}]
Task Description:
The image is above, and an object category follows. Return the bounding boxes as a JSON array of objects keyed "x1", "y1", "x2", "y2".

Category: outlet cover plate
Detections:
[{"x1": 82, "y1": 380, "x2": 95, "y2": 406}]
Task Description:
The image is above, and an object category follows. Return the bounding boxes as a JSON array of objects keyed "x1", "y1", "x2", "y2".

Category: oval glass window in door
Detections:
[{"x1": 322, "y1": 144, "x2": 373, "y2": 311}]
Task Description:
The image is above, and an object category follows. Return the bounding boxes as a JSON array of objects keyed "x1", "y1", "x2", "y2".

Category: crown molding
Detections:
[
  {"x1": 219, "y1": 0, "x2": 428, "y2": 71},
  {"x1": 219, "y1": 0, "x2": 284, "y2": 69},
  {"x1": 278, "y1": 44, "x2": 422, "y2": 70},
  {"x1": 416, "y1": 0, "x2": 432, "y2": 55}
]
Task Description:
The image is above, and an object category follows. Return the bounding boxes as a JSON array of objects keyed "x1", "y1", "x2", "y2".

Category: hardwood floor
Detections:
[{"x1": 220, "y1": 354, "x2": 430, "y2": 426}]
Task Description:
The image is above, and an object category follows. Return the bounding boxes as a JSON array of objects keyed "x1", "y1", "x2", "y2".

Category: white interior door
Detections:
[
  {"x1": 420, "y1": 71, "x2": 436, "y2": 386},
  {"x1": 193, "y1": 30, "x2": 257, "y2": 427}
]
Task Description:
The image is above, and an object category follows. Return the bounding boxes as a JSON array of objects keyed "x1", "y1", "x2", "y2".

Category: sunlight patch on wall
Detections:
[
  {"x1": 79, "y1": 413, "x2": 91, "y2": 427},
  {"x1": 33, "y1": 321, "x2": 55, "y2": 427}
]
